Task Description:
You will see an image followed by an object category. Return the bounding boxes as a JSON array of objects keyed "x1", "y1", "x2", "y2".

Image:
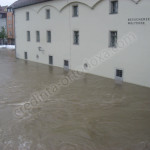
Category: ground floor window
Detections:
[
  {"x1": 49, "y1": 55, "x2": 53, "y2": 65},
  {"x1": 115, "y1": 69, "x2": 123, "y2": 84},
  {"x1": 116, "y1": 69, "x2": 123, "y2": 77},
  {"x1": 24, "y1": 52, "x2": 28, "y2": 60},
  {"x1": 64, "y1": 60, "x2": 69, "y2": 69}
]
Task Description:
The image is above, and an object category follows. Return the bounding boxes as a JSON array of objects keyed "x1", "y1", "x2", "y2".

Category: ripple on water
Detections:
[{"x1": 0, "y1": 49, "x2": 150, "y2": 150}]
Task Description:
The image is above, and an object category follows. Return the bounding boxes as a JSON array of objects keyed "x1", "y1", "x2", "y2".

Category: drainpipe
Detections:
[
  {"x1": 68, "y1": 0, "x2": 72, "y2": 69},
  {"x1": 14, "y1": 9, "x2": 17, "y2": 59}
]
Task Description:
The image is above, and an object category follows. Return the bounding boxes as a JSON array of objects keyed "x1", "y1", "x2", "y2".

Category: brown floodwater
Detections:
[{"x1": 0, "y1": 48, "x2": 150, "y2": 150}]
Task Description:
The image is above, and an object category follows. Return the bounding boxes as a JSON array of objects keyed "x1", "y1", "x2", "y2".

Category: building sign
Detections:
[{"x1": 128, "y1": 18, "x2": 150, "y2": 25}]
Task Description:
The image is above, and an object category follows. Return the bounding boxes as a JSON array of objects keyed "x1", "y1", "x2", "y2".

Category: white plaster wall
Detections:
[{"x1": 15, "y1": 0, "x2": 150, "y2": 87}]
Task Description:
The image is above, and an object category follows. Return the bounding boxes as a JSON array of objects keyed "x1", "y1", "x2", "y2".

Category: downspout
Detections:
[
  {"x1": 68, "y1": 0, "x2": 72, "y2": 69},
  {"x1": 6, "y1": 12, "x2": 8, "y2": 45},
  {"x1": 14, "y1": 9, "x2": 17, "y2": 59}
]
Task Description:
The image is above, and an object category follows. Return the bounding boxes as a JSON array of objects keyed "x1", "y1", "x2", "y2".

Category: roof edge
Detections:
[{"x1": 12, "y1": 0, "x2": 52, "y2": 9}]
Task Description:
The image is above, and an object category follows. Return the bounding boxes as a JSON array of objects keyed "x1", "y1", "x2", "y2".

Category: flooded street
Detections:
[{"x1": 0, "y1": 48, "x2": 150, "y2": 150}]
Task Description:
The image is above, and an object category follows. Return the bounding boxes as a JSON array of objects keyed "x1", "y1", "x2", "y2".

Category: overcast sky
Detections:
[{"x1": 0, "y1": 0, "x2": 17, "y2": 6}]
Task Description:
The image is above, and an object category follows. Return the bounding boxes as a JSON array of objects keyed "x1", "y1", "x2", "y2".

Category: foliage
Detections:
[
  {"x1": 0, "y1": 27, "x2": 7, "y2": 40},
  {"x1": 0, "y1": 27, "x2": 7, "y2": 44}
]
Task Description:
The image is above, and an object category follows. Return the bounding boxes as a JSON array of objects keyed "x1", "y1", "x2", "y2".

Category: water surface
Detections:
[{"x1": 0, "y1": 48, "x2": 150, "y2": 150}]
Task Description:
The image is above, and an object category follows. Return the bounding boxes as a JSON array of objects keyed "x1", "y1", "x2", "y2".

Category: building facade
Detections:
[
  {"x1": 13, "y1": 0, "x2": 150, "y2": 88},
  {"x1": 7, "y1": 7, "x2": 15, "y2": 45},
  {"x1": 0, "y1": 6, "x2": 7, "y2": 44},
  {"x1": 0, "y1": 6, "x2": 7, "y2": 31}
]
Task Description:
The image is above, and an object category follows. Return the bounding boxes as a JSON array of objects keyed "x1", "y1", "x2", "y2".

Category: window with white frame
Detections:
[
  {"x1": 110, "y1": 0, "x2": 118, "y2": 14},
  {"x1": 109, "y1": 31, "x2": 117, "y2": 47},
  {"x1": 72, "y1": 5, "x2": 78, "y2": 17},
  {"x1": 73, "y1": 31, "x2": 79, "y2": 45},
  {"x1": 49, "y1": 56, "x2": 53, "y2": 65}
]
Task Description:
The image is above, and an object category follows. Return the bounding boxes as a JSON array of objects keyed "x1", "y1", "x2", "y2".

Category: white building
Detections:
[{"x1": 13, "y1": 0, "x2": 150, "y2": 88}]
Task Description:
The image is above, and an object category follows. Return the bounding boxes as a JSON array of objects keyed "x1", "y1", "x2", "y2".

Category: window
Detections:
[
  {"x1": 36, "y1": 54, "x2": 39, "y2": 59},
  {"x1": 7, "y1": 8, "x2": 13, "y2": 12},
  {"x1": 0, "y1": 13, "x2": 6, "y2": 18},
  {"x1": 73, "y1": 31, "x2": 79, "y2": 45},
  {"x1": 64, "y1": 60, "x2": 69, "y2": 66},
  {"x1": 8, "y1": 16, "x2": 12, "y2": 20},
  {"x1": 36, "y1": 31, "x2": 40, "y2": 42},
  {"x1": 26, "y1": 12, "x2": 29, "y2": 20},
  {"x1": 116, "y1": 69, "x2": 123, "y2": 78},
  {"x1": 46, "y1": 9, "x2": 50, "y2": 19},
  {"x1": 47, "y1": 31, "x2": 51, "y2": 43},
  {"x1": 49, "y1": 56, "x2": 53, "y2": 65},
  {"x1": 84, "y1": 63, "x2": 88, "y2": 69},
  {"x1": 27, "y1": 31, "x2": 30, "y2": 41},
  {"x1": 8, "y1": 24, "x2": 12, "y2": 28},
  {"x1": 110, "y1": 0, "x2": 118, "y2": 14},
  {"x1": 72, "y1": 5, "x2": 78, "y2": 17},
  {"x1": 9, "y1": 31, "x2": 12, "y2": 36},
  {"x1": 24, "y1": 52, "x2": 28, "y2": 60},
  {"x1": 115, "y1": 69, "x2": 123, "y2": 83},
  {"x1": 64, "y1": 60, "x2": 69, "y2": 70},
  {"x1": 109, "y1": 31, "x2": 117, "y2": 47}
]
